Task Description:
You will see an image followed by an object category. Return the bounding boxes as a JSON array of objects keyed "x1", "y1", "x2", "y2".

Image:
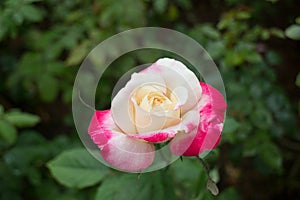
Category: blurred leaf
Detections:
[
  {"x1": 171, "y1": 158, "x2": 203, "y2": 198},
  {"x1": 245, "y1": 52, "x2": 262, "y2": 64},
  {"x1": 261, "y1": 29, "x2": 270, "y2": 40},
  {"x1": 65, "y1": 42, "x2": 89, "y2": 66},
  {"x1": 269, "y1": 28, "x2": 285, "y2": 38},
  {"x1": 21, "y1": 5, "x2": 44, "y2": 22},
  {"x1": 285, "y1": 25, "x2": 300, "y2": 40},
  {"x1": 47, "y1": 148, "x2": 110, "y2": 189},
  {"x1": 95, "y1": 171, "x2": 172, "y2": 200},
  {"x1": 296, "y1": 17, "x2": 300, "y2": 24},
  {"x1": 0, "y1": 120, "x2": 17, "y2": 145},
  {"x1": 0, "y1": 105, "x2": 4, "y2": 116},
  {"x1": 224, "y1": 50, "x2": 244, "y2": 67},
  {"x1": 201, "y1": 24, "x2": 221, "y2": 39},
  {"x1": 223, "y1": 118, "x2": 240, "y2": 134},
  {"x1": 216, "y1": 187, "x2": 240, "y2": 200},
  {"x1": 259, "y1": 142, "x2": 282, "y2": 172},
  {"x1": 236, "y1": 11, "x2": 251, "y2": 20},
  {"x1": 250, "y1": 109, "x2": 272, "y2": 130},
  {"x1": 38, "y1": 74, "x2": 59, "y2": 102},
  {"x1": 153, "y1": 0, "x2": 167, "y2": 13},
  {"x1": 295, "y1": 73, "x2": 300, "y2": 87},
  {"x1": 266, "y1": 0, "x2": 278, "y2": 3},
  {"x1": 4, "y1": 110, "x2": 40, "y2": 128},
  {"x1": 265, "y1": 51, "x2": 281, "y2": 66},
  {"x1": 206, "y1": 41, "x2": 225, "y2": 59},
  {"x1": 167, "y1": 5, "x2": 179, "y2": 21}
]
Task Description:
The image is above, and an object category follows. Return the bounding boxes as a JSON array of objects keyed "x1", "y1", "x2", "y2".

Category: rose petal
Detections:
[
  {"x1": 132, "y1": 98, "x2": 181, "y2": 134},
  {"x1": 88, "y1": 110, "x2": 116, "y2": 146},
  {"x1": 170, "y1": 82, "x2": 227, "y2": 156},
  {"x1": 111, "y1": 72, "x2": 166, "y2": 134},
  {"x1": 142, "y1": 58, "x2": 202, "y2": 114},
  {"x1": 101, "y1": 133, "x2": 155, "y2": 172},
  {"x1": 88, "y1": 110, "x2": 155, "y2": 172},
  {"x1": 127, "y1": 108, "x2": 200, "y2": 143}
]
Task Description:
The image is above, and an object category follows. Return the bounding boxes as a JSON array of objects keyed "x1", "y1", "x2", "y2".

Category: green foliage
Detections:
[
  {"x1": 4, "y1": 109, "x2": 40, "y2": 128},
  {"x1": 285, "y1": 25, "x2": 300, "y2": 40},
  {"x1": 48, "y1": 148, "x2": 110, "y2": 189},
  {"x1": 0, "y1": 106, "x2": 40, "y2": 145},
  {"x1": 0, "y1": 119, "x2": 17, "y2": 145},
  {"x1": 95, "y1": 171, "x2": 175, "y2": 200}
]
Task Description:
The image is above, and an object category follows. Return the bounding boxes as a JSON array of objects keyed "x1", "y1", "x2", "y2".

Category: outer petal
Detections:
[
  {"x1": 127, "y1": 109, "x2": 200, "y2": 143},
  {"x1": 142, "y1": 58, "x2": 202, "y2": 114},
  {"x1": 170, "y1": 82, "x2": 227, "y2": 156},
  {"x1": 88, "y1": 110, "x2": 155, "y2": 172},
  {"x1": 111, "y1": 72, "x2": 166, "y2": 134}
]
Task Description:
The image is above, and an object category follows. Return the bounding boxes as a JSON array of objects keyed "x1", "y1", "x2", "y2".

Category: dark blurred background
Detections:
[{"x1": 0, "y1": 0, "x2": 299, "y2": 199}]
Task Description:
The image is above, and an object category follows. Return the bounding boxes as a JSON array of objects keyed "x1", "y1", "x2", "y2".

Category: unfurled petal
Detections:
[
  {"x1": 170, "y1": 82, "x2": 227, "y2": 156},
  {"x1": 111, "y1": 72, "x2": 166, "y2": 134},
  {"x1": 142, "y1": 58, "x2": 202, "y2": 114},
  {"x1": 101, "y1": 133, "x2": 155, "y2": 172},
  {"x1": 88, "y1": 110, "x2": 116, "y2": 146},
  {"x1": 88, "y1": 110, "x2": 155, "y2": 172}
]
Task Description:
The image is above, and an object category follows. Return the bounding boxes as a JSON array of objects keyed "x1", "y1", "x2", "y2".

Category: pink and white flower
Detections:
[{"x1": 88, "y1": 58, "x2": 226, "y2": 172}]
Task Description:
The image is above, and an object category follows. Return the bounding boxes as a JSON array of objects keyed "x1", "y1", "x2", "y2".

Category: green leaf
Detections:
[
  {"x1": 245, "y1": 52, "x2": 262, "y2": 64},
  {"x1": 295, "y1": 73, "x2": 300, "y2": 87},
  {"x1": 259, "y1": 143, "x2": 282, "y2": 172},
  {"x1": 47, "y1": 148, "x2": 110, "y2": 189},
  {"x1": 38, "y1": 75, "x2": 59, "y2": 102},
  {"x1": 95, "y1": 172, "x2": 171, "y2": 200},
  {"x1": 266, "y1": 0, "x2": 278, "y2": 3},
  {"x1": 216, "y1": 187, "x2": 240, "y2": 200},
  {"x1": 223, "y1": 118, "x2": 240, "y2": 134},
  {"x1": 236, "y1": 11, "x2": 251, "y2": 20},
  {"x1": 0, "y1": 105, "x2": 4, "y2": 116},
  {"x1": 153, "y1": 0, "x2": 167, "y2": 13},
  {"x1": 201, "y1": 24, "x2": 220, "y2": 39},
  {"x1": 0, "y1": 120, "x2": 17, "y2": 145},
  {"x1": 269, "y1": 28, "x2": 285, "y2": 38},
  {"x1": 224, "y1": 50, "x2": 244, "y2": 67},
  {"x1": 21, "y1": 5, "x2": 44, "y2": 22},
  {"x1": 4, "y1": 111, "x2": 40, "y2": 128},
  {"x1": 265, "y1": 51, "x2": 281, "y2": 66},
  {"x1": 296, "y1": 17, "x2": 300, "y2": 24},
  {"x1": 285, "y1": 25, "x2": 300, "y2": 40},
  {"x1": 250, "y1": 109, "x2": 272, "y2": 130},
  {"x1": 65, "y1": 42, "x2": 88, "y2": 66}
]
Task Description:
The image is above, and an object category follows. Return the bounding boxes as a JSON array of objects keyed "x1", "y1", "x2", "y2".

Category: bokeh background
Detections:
[{"x1": 0, "y1": 0, "x2": 300, "y2": 199}]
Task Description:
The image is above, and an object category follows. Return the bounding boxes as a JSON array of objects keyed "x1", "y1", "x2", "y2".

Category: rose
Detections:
[{"x1": 88, "y1": 58, "x2": 227, "y2": 172}]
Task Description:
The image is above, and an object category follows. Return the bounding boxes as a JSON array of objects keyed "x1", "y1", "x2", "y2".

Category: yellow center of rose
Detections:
[{"x1": 134, "y1": 85, "x2": 180, "y2": 118}]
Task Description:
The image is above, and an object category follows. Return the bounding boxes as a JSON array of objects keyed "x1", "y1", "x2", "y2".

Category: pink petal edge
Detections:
[
  {"x1": 170, "y1": 82, "x2": 227, "y2": 156},
  {"x1": 88, "y1": 110, "x2": 155, "y2": 172},
  {"x1": 126, "y1": 109, "x2": 200, "y2": 143}
]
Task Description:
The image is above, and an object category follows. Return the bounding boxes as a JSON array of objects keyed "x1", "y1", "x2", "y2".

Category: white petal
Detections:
[
  {"x1": 172, "y1": 86, "x2": 188, "y2": 109},
  {"x1": 132, "y1": 98, "x2": 181, "y2": 134},
  {"x1": 111, "y1": 72, "x2": 166, "y2": 134},
  {"x1": 143, "y1": 58, "x2": 202, "y2": 114}
]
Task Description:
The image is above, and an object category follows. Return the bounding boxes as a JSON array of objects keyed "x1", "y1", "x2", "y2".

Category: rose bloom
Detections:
[{"x1": 88, "y1": 58, "x2": 226, "y2": 172}]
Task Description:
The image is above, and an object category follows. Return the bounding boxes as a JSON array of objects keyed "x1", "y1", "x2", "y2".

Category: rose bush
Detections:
[{"x1": 88, "y1": 58, "x2": 227, "y2": 172}]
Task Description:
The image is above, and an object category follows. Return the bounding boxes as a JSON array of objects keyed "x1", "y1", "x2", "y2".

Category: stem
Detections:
[
  {"x1": 196, "y1": 156, "x2": 219, "y2": 196},
  {"x1": 196, "y1": 156, "x2": 210, "y2": 176}
]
